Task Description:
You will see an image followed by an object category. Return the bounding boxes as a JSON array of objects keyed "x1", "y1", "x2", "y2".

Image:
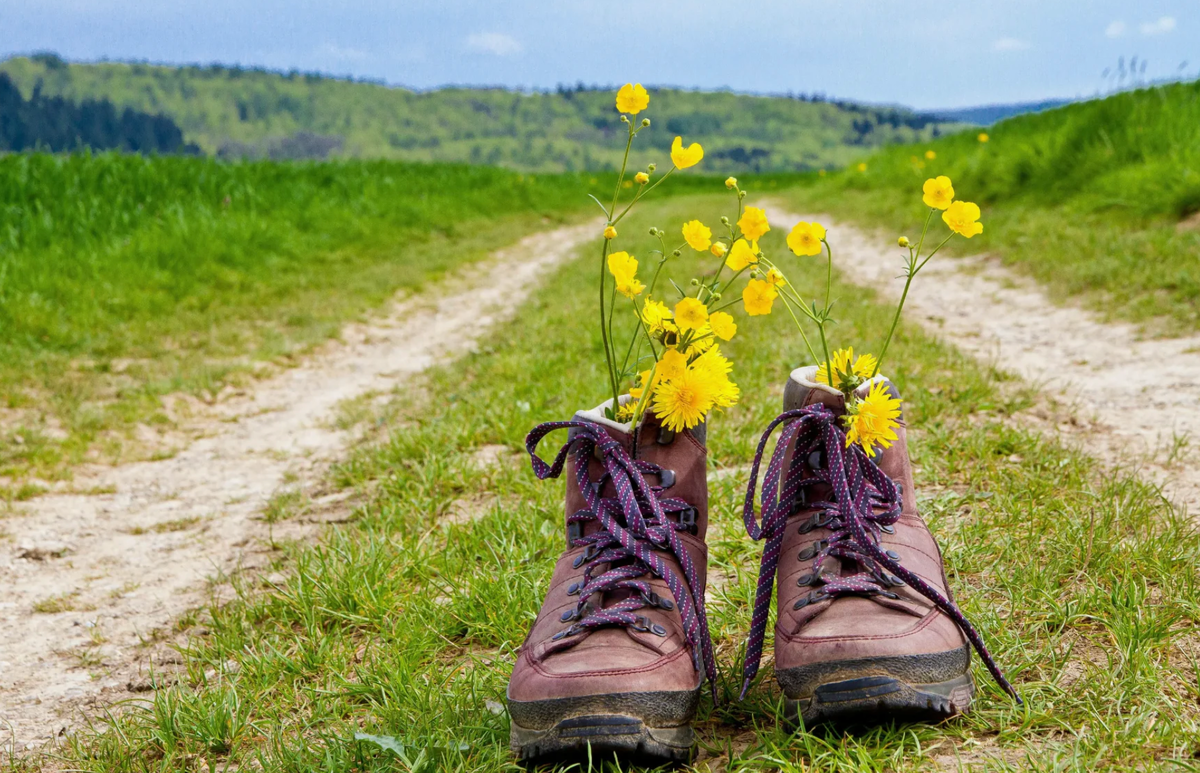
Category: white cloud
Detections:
[
  {"x1": 465, "y1": 32, "x2": 522, "y2": 56},
  {"x1": 1105, "y1": 20, "x2": 1126, "y2": 38},
  {"x1": 1140, "y1": 16, "x2": 1176, "y2": 36},
  {"x1": 992, "y1": 37, "x2": 1030, "y2": 52}
]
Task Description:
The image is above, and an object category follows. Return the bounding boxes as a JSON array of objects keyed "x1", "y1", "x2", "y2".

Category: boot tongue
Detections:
[{"x1": 784, "y1": 365, "x2": 847, "y2": 414}]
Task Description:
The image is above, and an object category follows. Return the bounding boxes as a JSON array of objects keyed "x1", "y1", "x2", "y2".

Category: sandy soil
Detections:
[
  {"x1": 0, "y1": 219, "x2": 598, "y2": 754},
  {"x1": 766, "y1": 204, "x2": 1200, "y2": 511}
]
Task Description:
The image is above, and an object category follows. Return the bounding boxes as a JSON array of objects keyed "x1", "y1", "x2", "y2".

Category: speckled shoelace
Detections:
[
  {"x1": 526, "y1": 420, "x2": 717, "y2": 694},
  {"x1": 738, "y1": 404, "x2": 1020, "y2": 703}
]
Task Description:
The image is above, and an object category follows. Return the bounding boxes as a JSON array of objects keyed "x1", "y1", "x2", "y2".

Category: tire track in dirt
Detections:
[
  {"x1": 0, "y1": 218, "x2": 600, "y2": 754},
  {"x1": 765, "y1": 204, "x2": 1200, "y2": 512}
]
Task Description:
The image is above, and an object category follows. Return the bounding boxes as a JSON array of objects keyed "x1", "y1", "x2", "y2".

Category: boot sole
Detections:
[
  {"x1": 776, "y1": 645, "x2": 974, "y2": 727},
  {"x1": 508, "y1": 689, "x2": 698, "y2": 765}
]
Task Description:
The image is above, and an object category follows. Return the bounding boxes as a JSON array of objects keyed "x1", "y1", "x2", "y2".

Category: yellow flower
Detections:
[
  {"x1": 978, "y1": 132, "x2": 989, "y2": 143},
  {"x1": 652, "y1": 367, "x2": 716, "y2": 432},
  {"x1": 640, "y1": 297, "x2": 674, "y2": 333},
  {"x1": 618, "y1": 277, "x2": 645, "y2": 298},
  {"x1": 742, "y1": 278, "x2": 777, "y2": 316},
  {"x1": 856, "y1": 162, "x2": 868, "y2": 173},
  {"x1": 844, "y1": 380, "x2": 901, "y2": 457},
  {"x1": 681, "y1": 220, "x2": 712, "y2": 251},
  {"x1": 656, "y1": 348, "x2": 688, "y2": 380},
  {"x1": 670, "y1": 136, "x2": 704, "y2": 169},
  {"x1": 708, "y1": 311, "x2": 737, "y2": 341},
  {"x1": 615, "y1": 83, "x2": 649, "y2": 115},
  {"x1": 635, "y1": 171, "x2": 649, "y2": 184},
  {"x1": 607, "y1": 251, "x2": 638, "y2": 285},
  {"x1": 897, "y1": 236, "x2": 910, "y2": 247},
  {"x1": 725, "y1": 238, "x2": 759, "y2": 271},
  {"x1": 604, "y1": 225, "x2": 617, "y2": 240},
  {"x1": 942, "y1": 200, "x2": 984, "y2": 238},
  {"x1": 690, "y1": 347, "x2": 740, "y2": 409},
  {"x1": 925, "y1": 150, "x2": 936, "y2": 160},
  {"x1": 725, "y1": 176, "x2": 738, "y2": 189},
  {"x1": 737, "y1": 207, "x2": 770, "y2": 241},
  {"x1": 765, "y1": 267, "x2": 786, "y2": 287},
  {"x1": 922, "y1": 176, "x2": 955, "y2": 210},
  {"x1": 815, "y1": 347, "x2": 878, "y2": 387},
  {"x1": 674, "y1": 297, "x2": 708, "y2": 331},
  {"x1": 629, "y1": 367, "x2": 663, "y2": 400},
  {"x1": 786, "y1": 221, "x2": 826, "y2": 257},
  {"x1": 710, "y1": 241, "x2": 727, "y2": 258}
]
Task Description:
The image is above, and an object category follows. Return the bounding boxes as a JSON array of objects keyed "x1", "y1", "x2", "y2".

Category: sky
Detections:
[{"x1": 2, "y1": 0, "x2": 1197, "y2": 109}]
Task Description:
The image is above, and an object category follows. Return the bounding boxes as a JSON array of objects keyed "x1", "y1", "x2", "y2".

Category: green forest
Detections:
[{"x1": 0, "y1": 53, "x2": 961, "y2": 171}]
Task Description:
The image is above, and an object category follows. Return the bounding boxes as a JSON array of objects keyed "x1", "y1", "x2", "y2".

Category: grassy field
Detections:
[
  {"x1": 0, "y1": 55, "x2": 959, "y2": 171},
  {"x1": 49, "y1": 194, "x2": 1200, "y2": 772},
  {"x1": 0, "y1": 154, "x2": 617, "y2": 495},
  {"x1": 786, "y1": 79, "x2": 1200, "y2": 331}
]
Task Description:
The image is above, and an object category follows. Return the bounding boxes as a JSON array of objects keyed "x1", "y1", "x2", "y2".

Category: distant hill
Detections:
[
  {"x1": 926, "y1": 99, "x2": 1075, "y2": 126},
  {"x1": 0, "y1": 54, "x2": 963, "y2": 172}
]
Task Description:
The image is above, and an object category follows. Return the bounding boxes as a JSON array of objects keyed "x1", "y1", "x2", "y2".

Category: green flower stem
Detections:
[
  {"x1": 872, "y1": 209, "x2": 935, "y2": 378},
  {"x1": 598, "y1": 240, "x2": 621, "y2": 409},
  {"x1": 777, "y1": 292, "x2": 822, "y2": 366},
  {"x1": 612, "y1": 167, "x2": 676, "y2": 226}
]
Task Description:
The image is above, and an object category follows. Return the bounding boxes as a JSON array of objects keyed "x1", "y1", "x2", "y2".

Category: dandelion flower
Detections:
[
  {"x1": 682, "y1": 220, "x2": 712, "y2": 251},
  {"x1": 708, "y1": 311, "x2": 737, "y2": 341},
  {"x1": 815, "y1": 347, "x2": 878, "y2": 387},
  {"x1": 725, "y1": 238, "x2": 759, "y2": 270},
  {"x1": 738, "y1": 207, "x2": 770, "y2": 241},
  {"x1": 604, "y1": 225, "x2": 617, "y2": 240},
  {"x1": 616, "y1": 83, "x2": 649, "y2": 114},
  {"x1": 921, "y1": 176, "x2": 955, "y2": 210},
  {"x1": 671, "y1": 136, "x2": 704, "y2": 169},
  {"x1": 844, "y1": 380, "x2": 901, "y2": 457},
  {"x1": 674, "y1": 297, "x2": 708, "y2": 331},
  {"x1": 690, "y1": 347, "x2": 740, "y2": 409},
  {"x1": 942, "y1": 200, "x2": 983, "y2": 238},
  {"x1": 652, "y1": 367, "x2": 717, "y2": 432},
  {"x1": 787, "y1": 221, "x2": 826, "y2": 256},
  {"x1": 742, "y1": 278, "x2": 777, "y2": 316}
]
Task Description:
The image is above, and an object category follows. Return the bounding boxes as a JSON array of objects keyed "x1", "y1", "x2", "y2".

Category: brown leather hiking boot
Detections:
[
  {"x1": 739, "y1": 366, "x2": 1019, "y2": 726},
  {"x1": 507, "y1": 402, "x2": 715, "y2": 764}
]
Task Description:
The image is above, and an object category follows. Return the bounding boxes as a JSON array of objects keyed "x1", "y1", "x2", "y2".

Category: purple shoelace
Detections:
[
  {"x1": 526, "y1": 420, "x2": 718, "y2": 695},
  {"x1": 739, "y1": 404, "x2": 1020, "y2": 703}
]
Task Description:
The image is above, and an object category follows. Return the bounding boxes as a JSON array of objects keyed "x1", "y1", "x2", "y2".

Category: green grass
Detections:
[
  {"x1": 51, "y1": 194, "x2": 1200, "y2": 771},
  {"x1": 785, "y1": 79, "x2": 1200, "y2": 331},
  {"x1": 0, "y1": 153, "x2": 611, "y2": 489},
  {"x1": 0, "y1": 55, "x2": 960, "y2": 172}
]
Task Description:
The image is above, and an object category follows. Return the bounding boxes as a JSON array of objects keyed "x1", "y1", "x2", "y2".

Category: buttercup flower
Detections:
[
  {"x1": 635, "y1": 172, "x2": 649, "y2": 184},
  {"x1": 725, "y1": 239, "x2": 759, "y2": 270},
  {"x1": 681, "y1": 220, "x2": 712, "y2": 251},
  {"x1": 738, "y1": 207, "x2": 770, "y2": 241},
  {"x1": 617, "y1": 277, "x2": 644, "y2": 298},
  {"x1": 725, "y1": 176, "x2": 738, "y2": 189},
  {"x1": 674, "y1": 297, "x2": 709, "y2": 330},
  {"x1": 742, "y1": 278, "x2": 777, "y2": 316},
  {"x1": 656, "y1": 348, "x2": 688, "y2": 380},
  {"x1": 922, "y1": 176, "x2": 955, "y2": 210},
  {"x1": 607, "y1": 251, "x2": 637, "y2": 284},
  {"x1": 652, "y1": 367, "x2": 716, "y2": 432},
  {"x1": 815, "y1": 347, "x2": 878, "y2": 387},
  {"x1": 844, "y1": 380, "x2": 901, "y2": 457},
  {"x1": 640, "y1": 297, "x2": 674, "y2": 334},
  {"x1": 857, "y1": 162, "x2": 868, "y2": 172},
  {"x1": 978, "y1": 132, "x2": 989, "y2": 143},
  {"x1": 942, "y1": 200, "x2": 984, "y2": 238},
  {"x1": 925, "y1": 150, "x2": 936, "y2": 160},
  {"x1": 709, "y1": 311, "x2": 737, "y2": 341},
  {"x1": 765, "y1": 267, "x2": 786, "y2": 287},
  {"x1": 710, "y1": 242, "x2": 727, "y2": 258},
  {"x1": 615, "y1": 83, "x2": 649, "y2": 115},
  {"x1": 786, "y1": 221, "x2": 826, "y2": 257},
  {"x1": 898, "y1": 236, "x2": 910, "y2": 247},
  {"x1": 604, "y1": 225, "x2": 617, "y2": 240},
  {"x1": 670, "y1": 136, "x2": 704, "y2": 169}
]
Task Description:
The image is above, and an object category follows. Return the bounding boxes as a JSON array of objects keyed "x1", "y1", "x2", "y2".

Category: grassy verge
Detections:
[
  {"x1": 785, "y1": 79, "x2": 1200, "y2": 332},
  {"x1": 0, "y1": 155, "x2": 605, "y2": 492},
  {"x1": 54, "y1": 194, "x2": 1200, "y2": 771}
]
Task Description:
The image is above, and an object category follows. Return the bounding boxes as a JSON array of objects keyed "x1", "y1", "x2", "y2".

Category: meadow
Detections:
[
  {"x1": 51, "y1": 194, "x2": 1200, "y2": 772},
  {"x1": 789, "y1": 78, "x2": 1200, "y2": 330}
]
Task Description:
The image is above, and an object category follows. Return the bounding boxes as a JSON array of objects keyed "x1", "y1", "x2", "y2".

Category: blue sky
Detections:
[{"x1": 2, "y1": 0, "x2": 1197, "y2": 109}]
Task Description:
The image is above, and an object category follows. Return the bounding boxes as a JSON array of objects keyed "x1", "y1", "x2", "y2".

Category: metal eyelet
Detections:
[
  {"x1": 807, "y1": 450, "x2": 824, "y2": 470},
  {"x1": 566, "y1": 522, "x2": 583, "y2": 543},
  {"x1": 678, "y1": 507, "x2": 697, "y2": 534},
  {"x1": 651, "y1": 623, "x2": 667, "y2": 636},
  {"x1": 885, "y1": 549, "x2": 901, "y2": 560},
  {"x1": 566, "y1": 582, "x2": 581, "y2": 596},
  {"x1": 797, "y1": 515, "x2": 817, "y2": 534},
  {"x1": 797, "y1": 540, "x2": 828, "y2": 561},
  {"x1": 657, "y1": 426, "x2": 675, "y2": 445},
  {"x1": 655, "y1": 469, "x2": 676, "y2": 488},
  {"x1": 793, "y1": 596, "x2": 810, "y2": 610},
  {"x1": 879, "y1": 591, "x2": 901, "y2": 600},
  {"x1": 880, "y1": 524, "x2": 895, "y2": 534},
  {"x1": 560, "y1": 609, "x2": 576, "y2": 622}
]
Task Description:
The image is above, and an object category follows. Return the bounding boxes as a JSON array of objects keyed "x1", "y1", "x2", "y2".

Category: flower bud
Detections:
[
  {"x1": 604, "y1": 226, "x2": 617, "y2": 240},
  {"x1": 738, "y1": 190, "x2": 747, "y2": 199},
  {"x1": 648, "y1": 227, "x2": 659, "y2": 236},
  {"x1": 690, "y1": 278, "x2": 700, "y2": 286},
  {"x1": 720, "y1": 216, "x2": 730, "y2": 225},
  {"x1": 712, "y1": 293, "x2": 722, "y2": 301},
  {"x1": 641, "y1": 118, "x2": 650, "y2": 127},
  {"x1": 897, "y1": 236, "x2": 910, "y2": 247},
  {"x1": 647, "y1": 163, "x2": 657, "y2": 172},
  {"x1": 710, "y1": 242, "x2": 727, "y2": 258},
  {"x1": 725, "y1": 177, "x2": 737, "y2": 189},
  {"x1": 620, "y1": 115, "x2": 629, "y2": 123},
  {"x1": 635, "y1": 172, "x2": 649, "y2": 185},
  {"x1": 673, "y1": 249, "x2": 682, "y2": 257},
  {"x1": 749, "y1": 269, "x2": 759, "y2": 278}
]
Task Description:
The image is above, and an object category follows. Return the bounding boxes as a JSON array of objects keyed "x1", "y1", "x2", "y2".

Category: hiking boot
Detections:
[
  {"x1": 507, "y1": 401, "x2": 715, "y2": 764},
  {"x1": 739, "y1": 366, "x2": 1019, "y2": 727}
]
